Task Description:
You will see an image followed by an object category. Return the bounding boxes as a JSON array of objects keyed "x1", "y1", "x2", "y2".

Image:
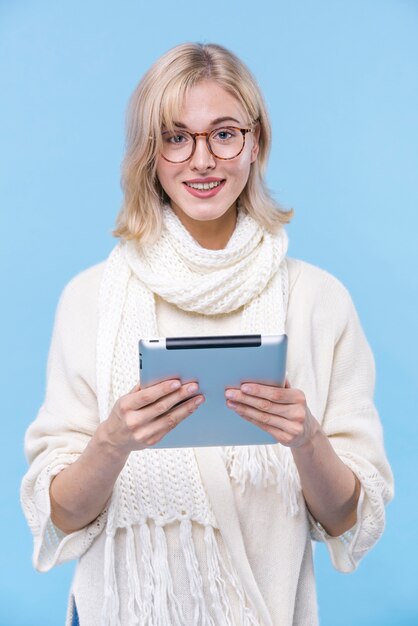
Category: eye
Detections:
[
  {"x1": 162, "y1": 131, "x2": 190, "y2": 145},
  {"x1": 212, "y1": 127, "x2": 238, "y2": 142}
]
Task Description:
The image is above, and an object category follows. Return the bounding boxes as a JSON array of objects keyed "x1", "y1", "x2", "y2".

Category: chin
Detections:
[
  {"x1": 174, "y1": 200, "x2": 237, "y2": 223},
  {"x1": 188, "y1": 209, "x2": 227, "y2": 222}
]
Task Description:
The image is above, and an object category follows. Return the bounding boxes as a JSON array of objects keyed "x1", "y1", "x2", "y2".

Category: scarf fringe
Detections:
[
  {"x1": 223, "y1": 445, "x2": 301, "y2": 516},
  {"x1": 203, "y1": 525, "x2": 234, "y2": 626},
  {"x1": 153, "y1": 524, "x2": 184, "y2": 626},
  {"x1": 179, "y1": 518, "x2": 214, "y2": 626},
  {"x1": 125, "y1": 526, "x2": 141, "y2": 625},
  {"x1": 102, "y1": 531, "x2": 121, "y2": 626},
  {"x1": 138, "y1": 522, "x2": 156, "y2": 625},
  {"x1": 203, "y1": 525, "x2": 260, "y2": 626},
  {"x1": 100, "y1": 521, "x2": 262, "y2": 626}
]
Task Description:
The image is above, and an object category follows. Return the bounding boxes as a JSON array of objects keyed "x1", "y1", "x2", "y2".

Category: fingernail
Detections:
[
  {"x1": 194, "y1": 396, "x2": 204, "y2": 406},
  {"x1": 225, "y1": 390, "x2": 236, "y2": 399},
  {"x1": 171, "y1": 380, "x2": 181, "y2": 390},
  {"x1": 227, "y1": 400, "x2": 237, "y2": 409},
  {"x1": 188, "y1": 383, "x2": 198, "y2": 393},
  {"x1": 241, "y1": 384, "x2": 252, "y2": 393}
]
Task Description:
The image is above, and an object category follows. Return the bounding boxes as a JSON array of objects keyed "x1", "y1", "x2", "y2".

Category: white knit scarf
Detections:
[{"x1": 96, "y1": 207, "x2": 301, "y2": 626}]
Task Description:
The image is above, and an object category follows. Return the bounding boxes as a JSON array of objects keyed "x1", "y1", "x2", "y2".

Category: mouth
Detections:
[
  {"x1": 185, "y1": 180, "x2": 223, "y2": 190},
  {"x1": 183, "y1": 178, "x2": 226, "y2": 198}
]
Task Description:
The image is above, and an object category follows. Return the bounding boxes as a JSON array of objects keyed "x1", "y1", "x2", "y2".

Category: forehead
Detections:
[{"x1": 169, "y1": 80, "x2": 247, "y2": 130}]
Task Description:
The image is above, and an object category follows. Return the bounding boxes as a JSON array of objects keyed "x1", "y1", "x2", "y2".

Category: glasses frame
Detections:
[{"x1": 160, "y1": 126, "x2": 254, "y2": 163}]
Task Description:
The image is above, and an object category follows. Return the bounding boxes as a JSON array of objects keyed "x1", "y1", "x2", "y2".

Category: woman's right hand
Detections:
[
  {"x1": 102, "y1": 379, "x2": 205, "y2": 453},
  {"x1": 50, "y1": 379, "x2": 203, "y2": 533}
]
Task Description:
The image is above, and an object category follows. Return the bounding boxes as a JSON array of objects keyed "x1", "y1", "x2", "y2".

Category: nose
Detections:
[{"x1": 189, "y1": 135, "x2": 216, "y2": 171}]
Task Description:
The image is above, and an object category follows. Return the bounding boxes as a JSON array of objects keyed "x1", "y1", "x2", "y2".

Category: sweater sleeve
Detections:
[
  {"x1": 20, "y1": 265, "x2": 108, "y2": 572},
  {"x1": 308, "y1": 281, "x2": 394, "y2": 573}
]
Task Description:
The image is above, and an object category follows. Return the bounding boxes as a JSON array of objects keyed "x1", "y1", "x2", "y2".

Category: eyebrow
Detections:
[{"x1": 172, "y1": 116, "x2": 242, "y2": 128}]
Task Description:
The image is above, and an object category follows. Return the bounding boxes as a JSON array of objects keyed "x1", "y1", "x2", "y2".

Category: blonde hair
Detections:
[{"x1": 114, "y1": 42, "x2": 293, "y2": 242}]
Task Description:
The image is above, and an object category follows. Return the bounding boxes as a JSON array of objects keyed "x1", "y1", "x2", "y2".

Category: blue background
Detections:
[{"x1": 1, "y1": 0, "x2": 417, "y2": 624}]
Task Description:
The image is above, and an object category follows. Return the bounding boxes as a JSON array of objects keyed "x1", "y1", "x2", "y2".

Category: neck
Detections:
[{"x1": 170, "y1": 204, "x2": 237, "y2": 250}]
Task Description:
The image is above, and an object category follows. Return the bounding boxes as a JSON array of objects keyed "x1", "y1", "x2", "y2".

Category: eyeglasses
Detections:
[{"x1": 160, "y1": 126, "x2": 254, "y2": 163}]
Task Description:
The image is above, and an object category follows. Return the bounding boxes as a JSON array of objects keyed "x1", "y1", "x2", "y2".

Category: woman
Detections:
[{"x1": 21, "y1": 43, "x2": 393, "y2": 626}]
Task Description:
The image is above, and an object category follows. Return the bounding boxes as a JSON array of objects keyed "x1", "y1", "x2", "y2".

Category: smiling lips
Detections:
[{"x1": 183, "y1": 178, "x2": 226, "y2": 198}]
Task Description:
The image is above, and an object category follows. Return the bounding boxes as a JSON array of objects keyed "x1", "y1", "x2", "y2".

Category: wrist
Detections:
[
  {"x1": 92, "y1": 421, "x2": 131, "y2": 465},
  {"x1": 291, "y1": 419, "x2": 323, "y2": 458}
]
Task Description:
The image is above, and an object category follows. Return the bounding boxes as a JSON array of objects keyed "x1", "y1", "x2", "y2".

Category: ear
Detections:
[{"x1": 250, "y1": 123, "x2": 260, "y2": 163}]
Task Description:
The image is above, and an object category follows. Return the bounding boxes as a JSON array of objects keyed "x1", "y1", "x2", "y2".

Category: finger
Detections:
[
  {"x1": 226, "y1": 389, "x2": 279, "y2": 416},
  {"x1": 137, "y1": 395, "x2": 205, "y2": 447},
  {"x1": 239, "y1": 383, "x2": 296, "y2": 403},
  {"x1": 161, "y1": 394, "x2": 205, "y2": 432},
  {"x1": 128, "y1": 378, "x2": 183, "y2": 410},
  {"x1": 227, "y1": 384, "x2": 304, "y2": 406},
  {"x1": 125, "y1": 382, "x2": 201, "y2": 428},
  {"x1": 237, "y1": 414, "x2": 295, "y2": 446},
  {"x1": 139, "y1": 382, "x2": 201, "y2": 423},
  {"x1": 225, "y1": 389, "x2": 304, "y2": 418},
  {"x1": 227, "y1": 400, "x2": 303, "y2": 436}
]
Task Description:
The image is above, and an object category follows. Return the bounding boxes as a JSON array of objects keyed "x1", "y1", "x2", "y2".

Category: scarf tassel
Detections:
[
  {"x1": 203, "y1": 525, "x2": 234, "y2": 625},
  {"x1": 125, "y1": 526, "x2": 141, "y2": 625},
  {"x1": 104, "y1": 520, "x2": 263, "y2": 626},
  {"x1": 138, "y1": 522, "x2": 155, "y2": 625},
  {"x1": 203, "y1": 524, "x2": 260, "y2": 626},
  {"x1": 153, "y1": 523, "x2": 185, "y2": 626},
  {"x1": 102, "y1": 531, "x2": 121, "y2": 626},
  {"x1": 179, "y1": 518, "x2": 215, "y2": 626},
  {"x1": 224, "y1": 445, "x2": 301, "y2": 517}
]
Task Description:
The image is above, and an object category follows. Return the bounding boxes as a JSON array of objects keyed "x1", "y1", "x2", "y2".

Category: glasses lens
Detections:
[
  {"x1": 209, "y1": 127, "x2": 245, "y2": 159},
  {"x1": 161, "y1": 130, "x2": 194, "y2": 162},
  {"x1": 160, "y1": 127, "x2": 246, "y2": 162}
]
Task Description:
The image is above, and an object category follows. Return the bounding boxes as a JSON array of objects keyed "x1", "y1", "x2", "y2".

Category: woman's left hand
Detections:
[{"x1": 225, "y1": 380, "x2": 319, "y2": 449}]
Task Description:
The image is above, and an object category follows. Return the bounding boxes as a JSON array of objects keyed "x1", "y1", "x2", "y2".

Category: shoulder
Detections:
[
  {"x1": 54, "y1": 261, "x2": 106, "y2": 335},
  {"x1": 286, "y1": 257, "x2": 357, "y2": 334},
  {"x1": 287, "y1": 257, "x2": 349, "y2": 294},
  {"x1": 287, "y1": 257, "x2": 352, "y2": 304},
  {"x1": 59, "y1": 261, "x2": 105, "y2": 308},
  {"x1": 61, "y1": 261, "x2": 105, "y2": 302}
]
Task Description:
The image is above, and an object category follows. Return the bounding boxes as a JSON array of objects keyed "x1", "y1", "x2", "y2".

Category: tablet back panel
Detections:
[{"x1": 139, "y1": 334, "x2": 287, "y2": 448}]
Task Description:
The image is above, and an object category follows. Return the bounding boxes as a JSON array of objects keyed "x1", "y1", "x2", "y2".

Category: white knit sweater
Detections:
[{"x1": 21, "y1": 257, "x2": 393, "y2": 626}]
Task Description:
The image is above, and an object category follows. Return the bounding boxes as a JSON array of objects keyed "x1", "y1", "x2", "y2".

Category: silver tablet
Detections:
[{"x1": 139, "y1": 334, "x2": 287, "y2": 448}]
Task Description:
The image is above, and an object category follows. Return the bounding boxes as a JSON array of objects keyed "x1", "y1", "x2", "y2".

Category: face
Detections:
[{"x1": 156, "y1": 80, "x2": 259, "y2": 238}]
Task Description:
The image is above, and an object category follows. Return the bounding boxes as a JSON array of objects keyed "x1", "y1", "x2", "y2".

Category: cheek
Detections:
[
  {"x1": 156, "y1": 161, "x2": 178, "y2": 192},
  {"x1": 230, "y1": 160, "x2": 252, "y2": 189},
  {"x1": 156, "y1": 158, "x2": 168, "y2": 184}
]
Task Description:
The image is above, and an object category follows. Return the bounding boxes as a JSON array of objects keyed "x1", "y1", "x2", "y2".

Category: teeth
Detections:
[{"x1": 186, "y1": 181, "x2": 222, "y2": 190}]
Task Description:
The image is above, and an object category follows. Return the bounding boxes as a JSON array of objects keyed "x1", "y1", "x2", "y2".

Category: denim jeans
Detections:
[{"x1": 71, "y1": 598, "x2": 80, "y2": 626}]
